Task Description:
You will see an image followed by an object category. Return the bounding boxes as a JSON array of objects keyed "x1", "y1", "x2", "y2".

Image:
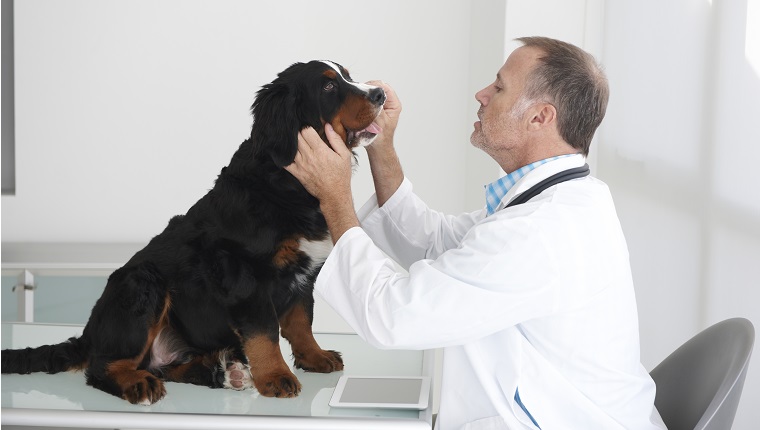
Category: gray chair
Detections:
[{"x1": 650, "y1": 317, "x2": 755, "y2": 430}]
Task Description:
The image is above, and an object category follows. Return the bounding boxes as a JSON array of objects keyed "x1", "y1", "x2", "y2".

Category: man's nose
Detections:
[{"x1": 475, "y1": 88, "x2": 489, "y2": 106}]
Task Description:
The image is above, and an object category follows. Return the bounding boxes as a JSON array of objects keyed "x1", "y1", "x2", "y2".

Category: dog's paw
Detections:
[
  {"x1": 294, "y1": 349, "x2": 344, "y2": 373},
  {"x1": 122, "y1": 371, "x2": 166, "y2": 405},
  {"x1": 223, "y1": 361, "x2": 253, "y2": 390},
  {"x1": 253, "y1": 370, "x2": 302, "y2": 398}
]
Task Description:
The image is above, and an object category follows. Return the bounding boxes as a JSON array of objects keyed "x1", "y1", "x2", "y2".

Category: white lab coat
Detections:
[{"x1": 316, "y1": 154, "x2": 666, "y2": 430}]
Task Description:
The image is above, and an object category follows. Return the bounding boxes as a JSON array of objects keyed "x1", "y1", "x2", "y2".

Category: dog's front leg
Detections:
[
  {"x1": 242, "y1": 332, "x2": 301, "y2": 398},
  {"x1": 280, "y1": 300, "x2": 343, "y2": 373},
  {"x1": 231, "y1": 298, "x2": 302, "y2": 398}
]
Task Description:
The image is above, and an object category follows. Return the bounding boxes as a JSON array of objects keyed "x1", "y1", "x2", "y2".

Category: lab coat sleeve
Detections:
[
  {"x1": 355, "y1": 178, "x2": 484, "y2": 269},
  {"x1": 315, "y1": 216, "x2": 560, "y2": 350}
]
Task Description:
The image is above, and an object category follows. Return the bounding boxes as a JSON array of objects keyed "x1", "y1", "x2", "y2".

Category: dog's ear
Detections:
[{"x1": 250, "y1": 82, "x2": 301, "y2": 168}]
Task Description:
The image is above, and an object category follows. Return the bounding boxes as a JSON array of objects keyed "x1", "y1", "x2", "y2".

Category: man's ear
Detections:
[
  {"x1": 527, "y1": 103, "x2": 557, "y2": 130},
  {"x1": 250, "y1": 83, "x2": 301, "y2": 168}
]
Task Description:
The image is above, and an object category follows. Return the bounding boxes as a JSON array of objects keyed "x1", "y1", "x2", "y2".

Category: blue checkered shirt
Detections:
[{"x1": 485, "y1": 155, "x2": 574, "y2": 216}]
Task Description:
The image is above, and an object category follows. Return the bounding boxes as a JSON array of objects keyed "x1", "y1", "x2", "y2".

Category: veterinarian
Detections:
[{"x1": 286, "y1": 37, "x2": 666, "y2": 430}]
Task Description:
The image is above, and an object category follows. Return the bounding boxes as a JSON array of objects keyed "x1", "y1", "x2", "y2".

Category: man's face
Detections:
[{"x1": 471, "y1": 46, "x2": 541, "y2": 155}]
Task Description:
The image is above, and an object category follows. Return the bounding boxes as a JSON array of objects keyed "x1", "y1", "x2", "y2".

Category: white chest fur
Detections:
[{"x1": 299, "y1": 237, "x2": 334, "y2": 274}]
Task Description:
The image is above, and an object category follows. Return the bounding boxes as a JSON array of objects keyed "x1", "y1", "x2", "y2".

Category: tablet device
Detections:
[{"x1": 329, "y1": 376, "x2": 431, "y2": 410}]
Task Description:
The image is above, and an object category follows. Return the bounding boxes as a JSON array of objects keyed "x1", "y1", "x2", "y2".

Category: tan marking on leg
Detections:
[
  {"x1": 280, "y1": 304, "x2": 343, "y2": 373},
  {"x1": 163, "y1": 355, "x2": 206, "y2": 382},
  {"x1": 244, "y1": 335, "x2": 301, "y2": 397},
  {"x1": 106, "y1": 360, "x2": 166, "y2": 405},
  {"x1": 104, "y1": 295, "x2": 172, "y2": 405}
]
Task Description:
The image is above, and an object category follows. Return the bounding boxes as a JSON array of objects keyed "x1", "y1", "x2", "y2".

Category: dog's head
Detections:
[{"x1": 251, "y1": 60, "x2": 386, "y2": 168}]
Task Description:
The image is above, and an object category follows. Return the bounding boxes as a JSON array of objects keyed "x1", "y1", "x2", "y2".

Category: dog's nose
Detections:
[{"x1": 368, "y1": 87, "x2": 386, "y2": 106}]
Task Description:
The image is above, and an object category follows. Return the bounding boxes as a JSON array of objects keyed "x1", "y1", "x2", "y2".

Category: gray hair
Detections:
[{"x1": 516, "y1": 36, "x2": 609, "y2": 156}]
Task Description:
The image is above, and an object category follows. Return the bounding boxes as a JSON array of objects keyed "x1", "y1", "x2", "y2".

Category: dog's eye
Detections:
[{"x1": 323, "y1": 81, "x2": 336, "y2": 92}]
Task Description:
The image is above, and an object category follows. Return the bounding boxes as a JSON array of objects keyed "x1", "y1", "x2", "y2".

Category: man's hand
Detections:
[
  {"x1": 285, "y1": 124, "x2": 353, "y2": 205},
  {"x1": 366, "y1": 81, "x2": 402, "y2": 152},
  {"x1": 365, "y1": 81, "x2": 404, "y2": 206},
  {"x1": 285, "y1": 124, "x2": 359, "y2": 243}
]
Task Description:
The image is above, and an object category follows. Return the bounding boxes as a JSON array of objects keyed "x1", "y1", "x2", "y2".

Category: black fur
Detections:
[{"x1": 2, "y1": 60, "x2": 384, "y2": 404}]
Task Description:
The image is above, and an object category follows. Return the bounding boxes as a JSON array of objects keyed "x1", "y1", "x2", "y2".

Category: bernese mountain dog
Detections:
[{"x1": 1, "y1": 60, "x2": 385, "y2": 405}]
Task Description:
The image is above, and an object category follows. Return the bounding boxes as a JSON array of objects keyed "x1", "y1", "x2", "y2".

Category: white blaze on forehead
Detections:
[{"x1": 320, "y1": 60, "x2": 378, "y2": 94}]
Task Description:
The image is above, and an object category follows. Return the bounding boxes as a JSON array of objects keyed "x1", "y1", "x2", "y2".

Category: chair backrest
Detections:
[{"x1": 650, "y1": 318, "x2": 755, "y2": 430}]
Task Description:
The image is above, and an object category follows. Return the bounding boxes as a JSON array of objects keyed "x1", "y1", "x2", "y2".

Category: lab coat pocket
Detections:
[{"x1": 463, "y1": 415, "x2": 510, "y2": 430}]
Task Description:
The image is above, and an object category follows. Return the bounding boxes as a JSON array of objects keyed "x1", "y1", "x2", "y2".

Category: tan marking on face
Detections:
[{"x1": 327, "y1": 93, "x2": 382, "y2": 147}]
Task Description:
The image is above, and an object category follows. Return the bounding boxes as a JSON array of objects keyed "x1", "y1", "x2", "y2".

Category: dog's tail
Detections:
[{"x1": 2, "y1": 336, "x2": 88, "y2": 374}]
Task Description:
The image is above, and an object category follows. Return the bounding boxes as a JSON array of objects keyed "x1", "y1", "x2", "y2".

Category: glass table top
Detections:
[{"x1": 2, "y1": 322, "x2": 432, "y2": 428}]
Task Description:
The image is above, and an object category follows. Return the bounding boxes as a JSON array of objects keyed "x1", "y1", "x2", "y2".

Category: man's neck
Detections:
[{"x1": 496, "y1": 140, "x2": 578, "y2": 174}]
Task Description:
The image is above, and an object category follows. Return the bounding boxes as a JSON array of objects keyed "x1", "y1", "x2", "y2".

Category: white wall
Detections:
[
  {"x1": 2, "y1": 0, "x2": 475, "y2": 242},
  {"x1": 599, "y1": 1, "x2": 760, "y2": 428}
]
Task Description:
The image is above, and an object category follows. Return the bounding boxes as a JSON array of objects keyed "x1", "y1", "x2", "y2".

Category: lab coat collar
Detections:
[{"x1": 494, "y1": 154, "x2": 587, "y2": 212}]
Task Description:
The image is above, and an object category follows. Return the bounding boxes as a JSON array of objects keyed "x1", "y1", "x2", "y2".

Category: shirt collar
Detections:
[{"x1": 484, "y1": 154, "x2": 575, "y2": 216}]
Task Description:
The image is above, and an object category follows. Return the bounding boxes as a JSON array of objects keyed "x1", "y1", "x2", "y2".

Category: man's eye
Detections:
[{"x1": 323, "y1": 82, "x2": 336, "y2": 92}]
